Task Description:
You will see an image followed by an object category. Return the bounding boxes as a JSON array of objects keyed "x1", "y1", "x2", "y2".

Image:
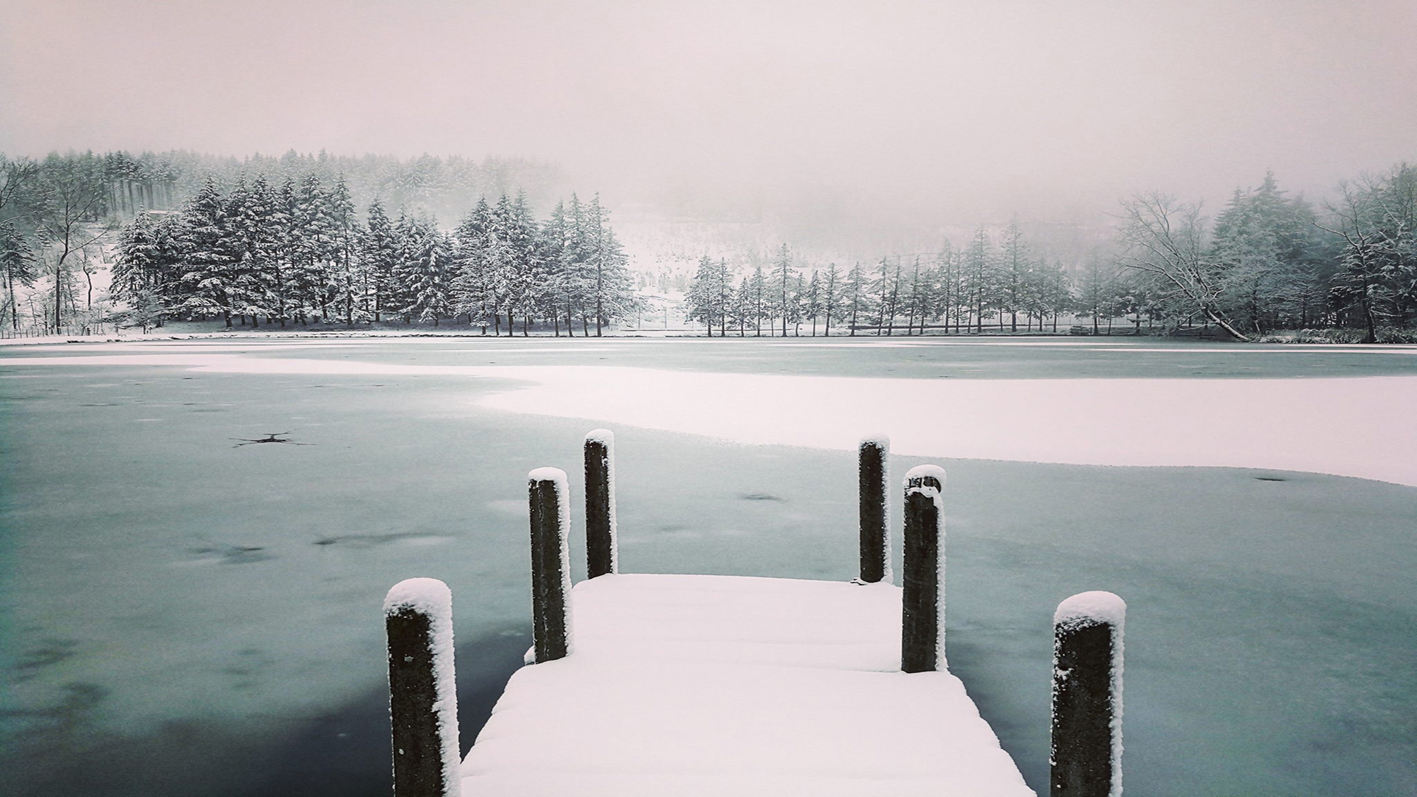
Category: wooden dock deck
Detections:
[
  {"x1": 383, "y1": 431, "x2": 1125, "y2": 797},
  {"x1": 462, "y1": 573, "x2": 1033, "y2": 795}
]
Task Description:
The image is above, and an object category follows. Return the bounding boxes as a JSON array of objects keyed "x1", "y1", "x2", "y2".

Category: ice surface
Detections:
[
  {"x1": 12, "y1": 352, "x2": 1417, "y2": 485},
  {"x1": 462, "y1": 574, "x2": 1034, "y2": 796},
  {"x1": 4, "y1": 340, "x2": 1415, "y2": 795},
  {"x1": 384, "y1": 578, "x2": 460, "y2": 794}
]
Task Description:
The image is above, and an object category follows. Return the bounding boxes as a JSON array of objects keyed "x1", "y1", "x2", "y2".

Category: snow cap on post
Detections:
[
  {"x1": 904, "y1": 463, "x2": 946, "y2": 494},
  {"x1": 1052, "y1": 591, "x2": 1125, "y2": 797},
  {"x1": 901, "y1": 463, "x2": 946, "y2": 673},
  {"x1": 858, "y1": 435, "x2": 891, "y2": 584},
  {"x1": 528, "y1": 467, "x2": 574, "y2": 662},
  {"x1": 584, "y1": 429, "x2": 618, "y2": 578},
  {"x1": 384, "y1": 578, "x2": 460, "y2": 797}
]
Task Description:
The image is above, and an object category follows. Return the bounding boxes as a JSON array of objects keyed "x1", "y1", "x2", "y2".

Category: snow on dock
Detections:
[
  {"x1": 385, "y1": 431, "x2": 1123, "y2": 797},
  {"x1": 460, "y1": 573, "x2": 1034, "y2": 796}
]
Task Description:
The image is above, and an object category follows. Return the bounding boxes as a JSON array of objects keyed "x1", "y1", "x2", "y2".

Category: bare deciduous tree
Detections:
[
  {"x1": 1116, "y1": 193, "x2": 1251, "y2": 341},
  {"x1": 34, "y1": 157, "x2": 114, "y2": 330}
]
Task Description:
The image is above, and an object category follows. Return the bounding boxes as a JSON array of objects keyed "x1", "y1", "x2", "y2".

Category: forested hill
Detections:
[{"x1": 10, "y1": 149, "x2": 566, "y2": 222}]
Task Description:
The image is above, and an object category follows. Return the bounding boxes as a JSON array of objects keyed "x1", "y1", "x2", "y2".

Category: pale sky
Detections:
[{"x1": 2, "y1": 0, "x2": 1415, "y2": 230}]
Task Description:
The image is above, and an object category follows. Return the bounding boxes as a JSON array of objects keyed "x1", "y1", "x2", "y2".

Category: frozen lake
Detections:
[{"x1": 2, "y1": 336, "x2": 1415, "y2": 796}]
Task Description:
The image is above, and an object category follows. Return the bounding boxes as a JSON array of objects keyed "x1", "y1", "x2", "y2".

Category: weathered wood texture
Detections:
[
  {"x1": 858, "y1": 438, "x2": 889, "y2": 583},
  {"x1": 530, "y1": 473, "x2": 571, "y2": 662},
  {"x1": 386, "y1": 606, "x2": 455, "y2": 797},
  {"x1": 585, "y1": 433, "x2": 616, "y2": 578},
  {"x1": 900, "y1": 484, "x2": 943, "y2": 673},
  {"x1": 1051, "y1": 610, "x2": 1122, "y2": 796}
]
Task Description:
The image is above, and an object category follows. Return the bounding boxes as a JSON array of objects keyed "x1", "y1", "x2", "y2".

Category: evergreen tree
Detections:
[
  {"x1": 685, "y1": 254, "x2": 726, "y2": 336},
  {"x1": 748, "y1": 264, "x2": 767, "y2": 336},
  {"x1": 451, "y1": 198, "x2": 493, "y2": 331},
  {"x1": 172, "y1": 177, "x2": 237, "y2": 326},
  {"x1": 362, "y1": 198, "x2": 400, "y2": 324},
  {"x1": 328, "y1": 175, "x2": 363, "y2": 325},
  {"x1": 821, "y1": 262, "x2": 841, "y2": 336},
  {"x1": 964, "y1": 227, "x2": 997, "y2": 333},
  {"x1": 1000, "y1": 219, "x2": 1029, "y2": 332},
  {"x1": 773, "y1": 243, "x2": 793, "y2": 336},
  {"x1": 844, "y1": 261, "x2": 870, "y2": 336},
  {"x1": 804, "y1": 270, "x2": 822, "y2": 336}
]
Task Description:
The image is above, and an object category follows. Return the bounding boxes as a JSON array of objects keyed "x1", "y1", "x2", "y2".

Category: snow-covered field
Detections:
[{"x1": 1, "y1": 337, "x2": 1414, "y2": 796}]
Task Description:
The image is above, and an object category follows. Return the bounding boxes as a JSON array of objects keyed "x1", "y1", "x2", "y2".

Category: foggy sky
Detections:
[{"x1": 3, "y1": 0, "x2": 1415, "y2": 232}]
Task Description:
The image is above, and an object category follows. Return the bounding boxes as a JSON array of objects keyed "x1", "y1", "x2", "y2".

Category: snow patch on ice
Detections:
[{"x1": 12, "y1": 351, "x2": 1417, "y2": 485}]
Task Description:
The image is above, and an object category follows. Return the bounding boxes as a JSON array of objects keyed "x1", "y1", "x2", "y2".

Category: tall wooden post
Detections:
[
  {"x1": 385, "y1": 578, "x2": 461, "y2": 797},
  {"x1": 901, "y1": 464, "x2": 946, "y2": 673},
  {"x1": 858, "y1": 436, "x2": 890, "y2": 583},
  {"x1": 529, "y1": 467, "x2": 573, "y2": 663},
  {"x1": 1051, "y1": 591, "x2": 1126, "y2": 797},
  {"x1": 584, "y1": 429, "x2": 617, "y2": 578}
]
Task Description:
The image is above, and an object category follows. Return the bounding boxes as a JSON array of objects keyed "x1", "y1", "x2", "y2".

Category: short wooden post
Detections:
[
  {"x1": 529, "y1": 467, "x2": 573, "y2": 663},
  {"x1": 901, "y1": 464, "x2": 946, "y2": 673},
  {"x1": 584, "y1": 429, "x2": 617, "y2": 578},
  {"x1": 858, "y1": 436, "x2": 890, "y2": 583},
  {"x1": 384, "y1": 578, "x2": 460, "y2": 797},
  {"x1": 1051, "y1": 591, "x2": 1126, "y2": 797}
]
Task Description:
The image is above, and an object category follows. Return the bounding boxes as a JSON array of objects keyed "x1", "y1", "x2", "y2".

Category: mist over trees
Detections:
[
  {"x1": 2, "y1": 149, "x2": 1415, "y2": 342},
  {"x1": 681, "y1": 167, "x2": 1415, "y2": 342}
]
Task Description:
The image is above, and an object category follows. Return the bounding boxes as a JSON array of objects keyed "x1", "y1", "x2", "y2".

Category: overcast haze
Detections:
[{"x1": 3, "y1": 0, "x2": 1415, "y2": 229}]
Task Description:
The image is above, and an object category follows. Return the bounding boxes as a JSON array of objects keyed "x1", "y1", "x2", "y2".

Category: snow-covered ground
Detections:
[{"x1": 1, "y1": 337, "x2": 1414, "y2": 796}]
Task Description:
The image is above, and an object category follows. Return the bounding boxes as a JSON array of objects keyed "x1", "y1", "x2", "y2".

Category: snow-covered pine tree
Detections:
[
  {"x1": 843, "y1": 261, "x2": 871, "y2": 336},
  {"x1": 362, "y1": 198, "x2": 399, "y2": 323},
  {"x1": 393, "y1": 214, "x2": 452, "y2": 326},
  {"x1": 507, "y1": 191, "x2": 545, "y2": 335},
  {"x1": 327, "y1": 175, "x2": 364, "y2": 325},
  {"x1": 451, "y1": 198, "x2": 492, "y2": 331},
  {"x1": 821, "y1": 262, "x2": 841, "y2": 337},
  {"x1": 1000, "y1": 219, "x2": 1028, "y2": 333},
  {"x1": 685, "y1": 254, "x2": 721, "y2": 336},
  {"x1": 173, "y1": 176, "x2": 237, "y2": 326},
  {"x1": 749, "y1": 264, "x2": 767, "y2": 337},
  {"x1": 291, "y1": 172, "x2": 334, "y2": 322},
  {"x1": 773, "y1": 243, "x2": 793, "y2": 336},
  {"x1": 964, "y1": 227, "x2": 997, "y2": 333}
]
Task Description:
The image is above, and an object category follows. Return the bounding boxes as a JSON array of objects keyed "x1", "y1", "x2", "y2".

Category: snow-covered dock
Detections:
[
  {"x1": 460, "y1": 573, "x2": 1033, "y2": 796},
  {"x1": 384, "y1": 432, "x2": 1125, "y2": 797}
]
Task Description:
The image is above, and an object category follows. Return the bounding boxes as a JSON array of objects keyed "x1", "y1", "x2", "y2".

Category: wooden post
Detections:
[
  {"x1": 384, "y1": 578, "x2": 460, "y2": 797},
  {"x1": 1051, "y1": 591, "x2": 1126, "y2": 797},
  {"x1": 858, "y1": 436, "x2": 890, "y2": 583},
  {"x1": 901, "y1": 464, "x2": 946, "y2": 673},
  {"x1": 529, "y1": 467, "x2": 573, "y2": 663},
  {"x1": 584, "y1": 429, "x2": 617, "y2": 578}
]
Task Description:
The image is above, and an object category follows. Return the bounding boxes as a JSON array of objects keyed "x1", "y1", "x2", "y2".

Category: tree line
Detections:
[
  {"x1": 0, "y1": 149, "x2": 567, "y2": 333},
  {"x1": 1104, "y1": 167, "x2": 1417, "y2": 342},
  {"x1": 685, "y1": 229, "x2": 1074, "y2": 337},
  {"x1": 684, "y1": 166, "x2": 1417, "y2": 342},
  {"x1": 108, "y1": 174, "x2": 638, "y2": 334}
]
